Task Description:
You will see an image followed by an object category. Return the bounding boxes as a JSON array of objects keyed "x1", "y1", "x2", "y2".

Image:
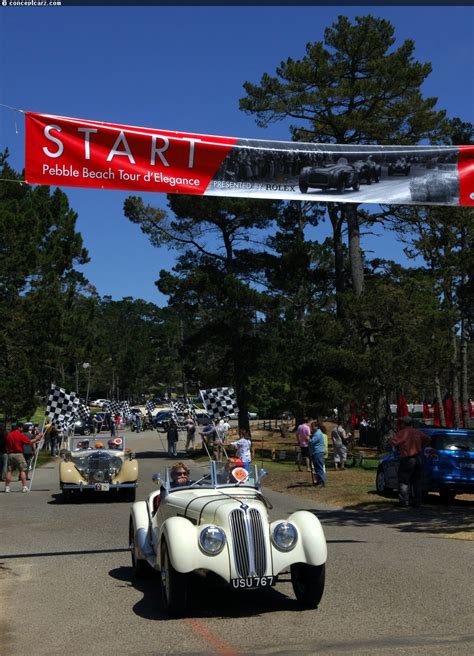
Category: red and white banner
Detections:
[{"x1": 25, "y1": 112, "x2": 474, "y2": 206}]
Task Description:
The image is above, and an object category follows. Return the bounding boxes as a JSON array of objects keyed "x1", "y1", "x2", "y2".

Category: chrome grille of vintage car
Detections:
[
  {"x1": 229, "y1": 507, "x2": 266, "y2": 578},
  {"x1": 85, "y1": 452, "x2": 112, "y2": 483}
]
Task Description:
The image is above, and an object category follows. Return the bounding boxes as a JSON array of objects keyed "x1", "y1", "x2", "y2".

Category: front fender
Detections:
[
  {"x1": 113, "y1": 458, "x2": 138, "y2": 483},
  {"x1": 159, "y1": 517, "x2": 231, "y2": 580},
  {"x1": 270, "y1": 510, "x2": 327, "y2": 575},
  {"x1": 59, "y1": 461, "x2": 85, "y2": 485},
  {"x1": 130, "y1": 501, "x2": 153, "y2": 561}
]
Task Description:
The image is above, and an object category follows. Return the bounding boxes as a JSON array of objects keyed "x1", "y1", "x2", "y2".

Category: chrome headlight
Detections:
[
  {"x1": 199, "y1": 526, "x2": 226, "y2": 555},
  {"x1": 110, "y1": 456, "x2": 123, "y2": 475},
  {"x1": 272, "y1": 522, "x2": 298, "y2": 551}
]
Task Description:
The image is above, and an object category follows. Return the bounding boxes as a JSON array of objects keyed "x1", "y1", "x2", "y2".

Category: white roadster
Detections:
[{"x1": 129, "y1": 461, "x2": 327, "y2": 616}]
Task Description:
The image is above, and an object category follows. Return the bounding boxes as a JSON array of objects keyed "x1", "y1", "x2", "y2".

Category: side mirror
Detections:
[
  {"x1": 259, "y1": 468, "x2": 268, "y2": 480},
  {"x1": 152, "y1": 473, "x2": 162, "y2": 486},
  {"x1": 128, "y1": 451, "x2": 136, "y2": 460}
]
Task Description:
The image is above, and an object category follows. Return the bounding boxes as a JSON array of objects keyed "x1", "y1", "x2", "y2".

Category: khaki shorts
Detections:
[{"x1": 8, "y1": 453, "x2": 27, "y2": 473}]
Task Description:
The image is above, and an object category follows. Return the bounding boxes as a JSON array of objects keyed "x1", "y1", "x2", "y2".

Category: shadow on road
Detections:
[
  {"x1": 109, "y1": 565, "x2": 305, "y2": 620},
  {"x1": 302, "y1": 496, "x2": 474, "y2": 537}
]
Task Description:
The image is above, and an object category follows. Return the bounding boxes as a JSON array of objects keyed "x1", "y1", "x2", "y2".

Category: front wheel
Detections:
[
  {"x1": 375, "y1": 466, "x2": 389, "y2": 496},
  {"x1": 299, "y1": 181, "x2": 308, "y2": 193},
  {"x1": 337, "y1": 178, "x2": 346, "y2": 194},
  {"x1": 352, "y1": 178, "x2": 360, "y2": 191},
  {"x1": 291, "y1": 562, "x2": 325, "y2": 609},
  {"x1": 161, "y1": 541, "x2": 188, "y2": 617}
]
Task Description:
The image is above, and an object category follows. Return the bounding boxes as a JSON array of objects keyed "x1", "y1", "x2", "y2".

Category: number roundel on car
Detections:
[{"x1": 231, "y1": 467, "x2": 249, "y2": 482}]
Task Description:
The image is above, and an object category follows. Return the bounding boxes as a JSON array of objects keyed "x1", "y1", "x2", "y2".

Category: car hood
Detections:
[{"x1": 165, "y1": 488, "x2": 268, "y2": 526}]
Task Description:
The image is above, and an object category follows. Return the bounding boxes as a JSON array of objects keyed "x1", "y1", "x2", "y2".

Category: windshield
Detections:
[{"x1": 163, "y1": 461, "x2": 264, "y2": 492}]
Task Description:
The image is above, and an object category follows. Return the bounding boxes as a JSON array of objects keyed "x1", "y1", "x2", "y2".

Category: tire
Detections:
[
  {"x1": 376, "y1": 467, "x2": 389, "y2": 496},
  {"x1": 62, "y1": 487, "x2": 71, "y2": 502},
  {"x1": 352, "y1": 178, "x2": 360, "y2": 191},
  {"x1": 299, "y1": 181, "x2": 308, "y2": 194},
  {"x1": 291, "y1": 562, "x2": 325, "y2": 609},
  {"x1": 124, "y1": 487, "x2": 136, "y2": 502},
  {"x1": 161, "y1": 541, "x2": 188, "y2": 617},
  {"x1": 337, "y1": 178, "x2": 346, "y2": 194},
  {"x1": 439, "y1": 490, "x2": 456, "y2": 503},
  {"x1": 129, "y1": 519, "x2": 152, "y2": 578}
]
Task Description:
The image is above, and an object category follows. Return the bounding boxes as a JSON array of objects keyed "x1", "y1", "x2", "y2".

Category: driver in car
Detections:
[{"x1": 170, "y1": 462, "x2": 192, "y2": 487}]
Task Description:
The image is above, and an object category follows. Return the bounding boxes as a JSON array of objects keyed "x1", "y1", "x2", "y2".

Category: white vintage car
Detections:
[
  {"x1": 60, "y1": 435, "x2": 138, "y2": 501},
  {"x1": 129, "y1": 461, "x2": 327, "y2": 616}
]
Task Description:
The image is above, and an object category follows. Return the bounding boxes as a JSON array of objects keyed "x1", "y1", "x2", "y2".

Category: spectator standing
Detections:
[
  {"x1": 49, "y1": 424, "x2": 59, "y2": 457},
  {"x1": 167, "y1": 420, "x2": 179, "y2": 457},
  {"x1": 22, "y1": 425, "x2": 35, "y2": 478},
  {"x1": 185, "y1": 418, "x2": 196, "y2": 452},
  {"x1": 309, "y1": 420, "x2": 326, "y2": 487},
  {"x1": 389, "y1": 416, "x2": 431, "y2": 507},
  {"x1": 231, "y1": 429, "x2": 252, "y2": 473},
  {"x1": 296, "y1": 417, "x2": 312, "y2": 473},
  {"x1": 4, "y1": 423, "x2": 42, "y2": 493},
  {"x1": 320, "y1": 423, "x2": 329, "y2": 474},
  {"x1": 200, "y1": 423, "x2": 217, "y2": 458},
  {"x1": 331, "y1": 423, "x2": 348, "y2": 470},
  {"x1": 134, "y1": 411, "x2": 142, "y2": 433},
  {"x1": 215, "y1": 417, "x2": 230, "y2": 461}
]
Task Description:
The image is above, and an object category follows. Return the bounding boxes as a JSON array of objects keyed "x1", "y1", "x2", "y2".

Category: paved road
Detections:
[{"x1": 1, "y1": 430, "x2": 473, "y2": 656}]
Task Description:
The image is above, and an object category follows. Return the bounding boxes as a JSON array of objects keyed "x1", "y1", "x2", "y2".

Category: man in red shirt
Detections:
[
  {"x1": 5, "y1": 423, "x2": 43, "y2": 493},
  {"x1": 389, "y1": 417, "x2": 431, "y2": 507}
]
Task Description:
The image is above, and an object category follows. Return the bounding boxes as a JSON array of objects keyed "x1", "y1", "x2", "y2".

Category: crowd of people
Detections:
[{"x1": 295, "y1": 414, "x2": 430, "y2": 507}]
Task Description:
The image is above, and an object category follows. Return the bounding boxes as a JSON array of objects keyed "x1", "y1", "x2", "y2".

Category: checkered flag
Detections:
[
  {"x1": 145, "y1": 400, "x2": 155, "y2": 414},
  {"x1": 170, "y1": 400, "x2": 188, "y2": 414},
  {"x1": 121, "y1": 401, "x2": 131, "y2": 417},
  {"x1": 104, "y1": 400, "x2": 122, "y2": 415},
  {"x1": 199, "y1": 387, "x2": 238, "y2": 421},
  {"x1": 45, "y1": 384, "x2": 79, "y2": 428},
  {"x1": 74, "y1": 403, "x2": 90, "y2": 420}
]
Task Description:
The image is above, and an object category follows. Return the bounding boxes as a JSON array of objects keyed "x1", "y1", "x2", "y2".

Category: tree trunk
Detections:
[
  {"x1": 347, "y1": 205, "x2": 365, "y2": 297},
  {"x1": 460, "y1": 317, "x2": 470, "y2": 428},
  {"x1": 434, "y1": 373, "x2": 446, "y2": 426},
  {"x1": 327, "y1": 205, "x2": 345, "y2": 318},
  {"x1": 450, "y1": 321, "x2": 460, "y2": 428}
]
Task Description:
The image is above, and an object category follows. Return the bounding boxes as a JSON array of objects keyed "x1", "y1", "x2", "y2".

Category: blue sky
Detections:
[{"x1": 1, "y1": 5, "x2": 473, "y2": 304}]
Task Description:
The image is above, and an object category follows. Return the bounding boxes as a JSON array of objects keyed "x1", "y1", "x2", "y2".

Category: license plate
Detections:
[
  {"x1": 94, "y1": 483, "x2": 110, "y2": 491},
  {"x1": 231, "y1": 576, "x2": 274, "y2": 589}
]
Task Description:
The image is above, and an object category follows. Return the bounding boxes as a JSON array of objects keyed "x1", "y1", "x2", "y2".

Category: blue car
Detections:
[{"x1": 376, "y1": 428, "x2": 474, "y2": 502}]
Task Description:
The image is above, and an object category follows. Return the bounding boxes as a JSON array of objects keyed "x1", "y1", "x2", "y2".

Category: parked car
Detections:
[
  {"x1": 193, "y1": 410, "x2": 212, "y2": 426},
  {"x1": 353, "y1": 158, "x2": 381, "y2": 184},
  {"x1": 228, "y1": 411, "x2": 258, "y2": 420},
  {"x1": 90, "y1": 398, "x2": 109, "y2": 407},
  {"x1": 375, "y1": 428, "x2": 474, "y2": 502},
  {"x1": 387, "y1": 158, "x2": 411, "y2": 176},
  {"x1": 299, "y1": 158, "x2": 360, "y2": 194},
  {"x1": 129, "y1": 461, "x2": 327, "y2": 616},
  {"x1": 73, "y1": 417, "x2": 95, "y2": 436},
  {"x1": 59, "y1": 435, "x2": 138, "y2": 501},
  {"x1": 153, "y1": 410, "x2": 187, "y2": 431}
]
